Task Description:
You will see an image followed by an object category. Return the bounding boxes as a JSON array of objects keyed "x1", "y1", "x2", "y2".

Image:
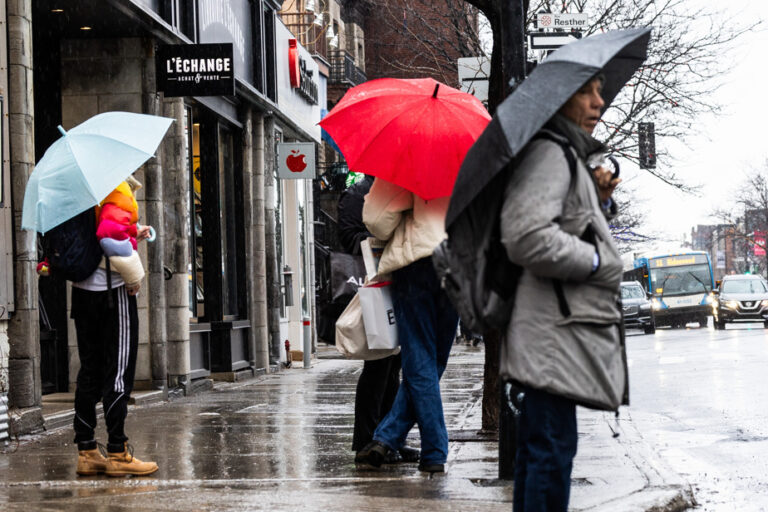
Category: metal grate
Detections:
[{"x1": 328, "y1": 49, "x2": 366, "y2": 86}]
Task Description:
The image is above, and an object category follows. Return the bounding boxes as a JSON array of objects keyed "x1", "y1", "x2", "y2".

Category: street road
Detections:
[{"x1": 626, "y1": 321, "x2": 768, "y2": 511}]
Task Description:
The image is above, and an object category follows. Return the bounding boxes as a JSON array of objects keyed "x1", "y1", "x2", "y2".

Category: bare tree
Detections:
[
  {"x1": 712, "y1": 167, "x2": 768, "y2": 278},
  {"x1": 360, "y1": 0, "x2": 484, "y2": 86},
  {"x1": 466, "y1": 0, "x2": 756, "y2": 192}
]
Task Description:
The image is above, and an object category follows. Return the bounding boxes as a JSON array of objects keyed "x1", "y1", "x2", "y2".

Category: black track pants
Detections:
[
  {"x1": 71, "y1": 286, "x2": 138, "y2": 450},
  {"x1": 352, "y1": 353, "x2": 401, "y2": 451}
]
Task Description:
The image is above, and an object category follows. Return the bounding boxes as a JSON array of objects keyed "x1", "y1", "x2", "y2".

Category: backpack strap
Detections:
[
  {"x1": 532, "y1": 131, "x2": 580, "y2": 319},
  {"x1": 532, "y1": 130, "x2": 579, "y2": 189}
]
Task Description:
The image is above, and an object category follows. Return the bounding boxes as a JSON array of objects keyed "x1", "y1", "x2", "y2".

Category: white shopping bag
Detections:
[
  {"x1": 358, "y1": 282, "x2": 399, "y2": 350},
  {"x1": 335, "y1": 293, "x2": 400, "y2": 360}
]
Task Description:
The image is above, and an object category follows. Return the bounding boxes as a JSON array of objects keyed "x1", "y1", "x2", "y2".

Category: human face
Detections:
[{"x1": 559, "y1": 78, "x2": 605, "y2": 134}]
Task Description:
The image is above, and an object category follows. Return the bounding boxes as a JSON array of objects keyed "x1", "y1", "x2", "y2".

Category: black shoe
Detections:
[
  {"x1": 418, "y1": 462, "x2": 445, "y2": 473},
  {"x1": 398, "y1": 446, "x2": 420, "y2": 463},
  {"x1": 355, "y1": 441, "x2": 388, "y2": 469},
  {"x1": 383, "y1": 448, "x2": 402, "y2": 464}
]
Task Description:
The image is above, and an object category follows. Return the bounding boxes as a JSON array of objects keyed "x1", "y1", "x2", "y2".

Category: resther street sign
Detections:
[{"x1": 536, "y1": 13, "x2": 589, "y2": 29}]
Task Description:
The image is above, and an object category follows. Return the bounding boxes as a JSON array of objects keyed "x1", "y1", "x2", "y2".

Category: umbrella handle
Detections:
[{"x1": 138, "y1": 224, "x2": 157, "y2": 243}]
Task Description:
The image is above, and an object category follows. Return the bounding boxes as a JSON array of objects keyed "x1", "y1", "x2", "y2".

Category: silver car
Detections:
[
  {"x1": 620, "y1": 281, "x2": 655, "y2": 334},
  {"x1": 713, "y1": 275, "x2": 768, "y2": 329}
]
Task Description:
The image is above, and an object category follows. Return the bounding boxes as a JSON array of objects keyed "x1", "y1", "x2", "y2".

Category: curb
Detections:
[{"x1": 583, "y1": 412, "x2": 696, "y2": 512}]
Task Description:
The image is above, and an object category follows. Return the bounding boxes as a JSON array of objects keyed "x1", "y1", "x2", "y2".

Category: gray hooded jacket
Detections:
[{"x1": 499, "y1": 115, "x2": 628, "y2": 411}]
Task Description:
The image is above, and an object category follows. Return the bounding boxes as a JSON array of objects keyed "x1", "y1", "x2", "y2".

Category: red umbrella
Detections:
[{"x1": 319, "y1": 78, "x2": 491, "y2": 200}]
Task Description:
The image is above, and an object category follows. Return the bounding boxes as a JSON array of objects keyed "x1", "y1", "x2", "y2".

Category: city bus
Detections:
[{"x1": 623, "y1": 251, "x2": 715, "y2": 328}]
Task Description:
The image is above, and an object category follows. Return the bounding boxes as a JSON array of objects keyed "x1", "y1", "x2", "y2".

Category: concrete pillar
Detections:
[
  {"x1": 263, "y1": 115, "x2": 282, "y2": 366},
  {"x1": 7, "y1": 0, "x2": 43, "y2": 431},
  {"x1": 240, "y1": 107, "x2": 258, "y2": 372},
  {"x1": 161, "y1": 98, "x2": 191, "y2": 384},
  {"x1": 251, "y1": 113, "x2": 270, "y2": 370},
  {"x1": 141, "y1": 41, "x2": 167, "y2": 391}
]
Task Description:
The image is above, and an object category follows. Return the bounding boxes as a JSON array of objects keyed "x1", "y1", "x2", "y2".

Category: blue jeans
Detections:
[
  {"x1": 513, "y1": 388, "x2": 578, "y2": 512},
  {"x1": 373, "y1": 258, "x2": 459, "y2": 465}
]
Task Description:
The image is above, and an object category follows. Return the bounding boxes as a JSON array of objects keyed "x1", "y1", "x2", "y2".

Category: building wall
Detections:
[
  {"x1": 345, "y1": 22, "x2": 365, "y2": 70},
  {"x1": 60, "y1": 38, "x2": 155, "y2": 390},
  {"x1": 0, "y1": 321, "x2": 8, "y2": 393},
  {"x1": 7, "y1": 0, "x2": 43, "y2": 434}
]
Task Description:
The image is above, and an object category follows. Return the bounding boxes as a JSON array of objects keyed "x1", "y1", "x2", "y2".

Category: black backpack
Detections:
[
  {"x1": 433, "y1": 131, "x2": 578, "y2": 334},
  {"x1": 41, "y1": 208, "x2": 103, "y2": 282}
]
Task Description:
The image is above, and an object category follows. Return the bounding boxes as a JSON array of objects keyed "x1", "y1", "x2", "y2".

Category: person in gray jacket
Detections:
[{"x1": 500, "y1": 75, "x2": 628, "y2": 511}]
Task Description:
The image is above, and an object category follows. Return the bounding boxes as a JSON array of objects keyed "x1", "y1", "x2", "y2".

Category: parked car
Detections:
[
  {"x1": 620, "y1": 281, "x2": 655, "y2": 334},
  {"x1": 712, "y1": 275, "x2": 768, "y2": 329}
]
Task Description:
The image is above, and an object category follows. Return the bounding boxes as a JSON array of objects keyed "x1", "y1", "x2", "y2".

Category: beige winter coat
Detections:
[{"x1": 362, "y1": 178, "x2": 449, "y2": 276}]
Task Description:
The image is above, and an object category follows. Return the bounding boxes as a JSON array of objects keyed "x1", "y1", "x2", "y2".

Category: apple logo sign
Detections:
[{"x1": 286, "y1": 150, "x2": 307, "y2": 173}]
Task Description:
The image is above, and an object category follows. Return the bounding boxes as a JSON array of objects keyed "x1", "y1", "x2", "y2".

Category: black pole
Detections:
[{"x1": 498, "y1": 0, "x2": 527, "y2": 481}]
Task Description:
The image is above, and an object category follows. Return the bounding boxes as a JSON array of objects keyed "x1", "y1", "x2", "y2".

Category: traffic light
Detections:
[{"x1": 638, "y1": 122, "x2": 656, "y2": 169}]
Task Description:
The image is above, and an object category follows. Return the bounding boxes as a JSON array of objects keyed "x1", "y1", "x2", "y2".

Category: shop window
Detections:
[
  {"x1": 264, "y1": 6, "x2": 278, "y2": 102},
  {"x1": 218, "y1": 126, "x2": 241, "y2": 317},
  {"x1": 161, "y1": 0, "x2": 197, "y2": 41},
  {"x1": 272, "y1": 129, "x2": 287, "y2": 319},
  {"x1": 186, "y1": 107, "x2": 205, "y2": 319}
]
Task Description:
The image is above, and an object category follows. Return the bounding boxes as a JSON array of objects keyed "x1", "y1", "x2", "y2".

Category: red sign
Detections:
[
  {"x1": 755, "y1": 231, "x2": 766, "y2": 256},
  {"x1": 288, "y1": 39, "x2": 301, "y2": 88}
]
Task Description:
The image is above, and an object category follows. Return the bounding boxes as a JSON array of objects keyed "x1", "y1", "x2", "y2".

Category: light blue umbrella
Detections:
[{"x1": 22, "y1": 111, "x2": 174, "y2": 234}]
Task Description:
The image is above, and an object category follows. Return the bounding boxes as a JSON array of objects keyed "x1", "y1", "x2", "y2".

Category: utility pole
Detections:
[{"x1": 498, "y1": 0, "x2": 527, "y2": 481}]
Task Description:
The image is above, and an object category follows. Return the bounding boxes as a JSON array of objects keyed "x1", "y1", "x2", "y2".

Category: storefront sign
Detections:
[
  {"x1": 288, "y1": 39, "x2": 319, "y2": 105},
  {"x1": 156, "y1": 44, "x2": 235, "y2": 97},
  {"x1": 277, "y1": 143, "x2": 316, "y2": 179},
  {"x1": 754, "y1": 232, "x2": 766, "y2": 256},
  {"x1": 276, "y1": 23, "x2": 322, "y2": 142}
]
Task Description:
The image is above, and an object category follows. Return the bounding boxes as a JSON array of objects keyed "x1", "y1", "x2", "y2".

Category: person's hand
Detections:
[
  {"x1": 137, "y1": 225, "x2": 153, "y2": 242},
  {"x1": 126, "y1": 283, "x2": 141, "y2": 296},
  {"x1": 592, "y1": 166, "x2": 621, "y2": 204}
]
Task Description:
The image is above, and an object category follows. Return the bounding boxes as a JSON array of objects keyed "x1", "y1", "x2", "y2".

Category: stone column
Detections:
[
  {"x1": 141, "y1": 41, "x2": 167, "y2": 391},
  {"x1": 7, "y1": 0, "x2": 43, "y2": 432},
  {"x1": 240, "y1": 107, "x2": 258, "y2": 373},
  {"x1": 263, "y1": 115, "x2": 282, "y2": 366},
  {"x1": 161, "y1": 98, "x2": 191, "y2": 386},
  {"x1": 252, "y1": 113, "x2": 269, "y2": 370}
]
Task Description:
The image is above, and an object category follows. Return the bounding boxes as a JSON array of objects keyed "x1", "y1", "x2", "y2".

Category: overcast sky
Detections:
[
  {"x1": 621, "y1": 0, "x2": 768, "y2": 249},
  {"x1": 476, "y1": 1, "x2": 768, "y2": 251}
]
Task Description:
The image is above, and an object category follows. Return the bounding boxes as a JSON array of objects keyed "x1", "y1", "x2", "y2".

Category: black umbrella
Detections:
[{"x1": 446, "y1": 28, "x2": 652, "y2": 228}]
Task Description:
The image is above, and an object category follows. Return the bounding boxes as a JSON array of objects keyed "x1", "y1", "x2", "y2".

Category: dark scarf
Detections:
[{"x1": 545, "y1": 113, "x2": 606, "y2": 160}]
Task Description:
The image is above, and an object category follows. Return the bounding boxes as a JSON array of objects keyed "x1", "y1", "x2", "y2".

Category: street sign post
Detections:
[{"x1": 529, "y1": 31, "x2": 581, "y2": 50}]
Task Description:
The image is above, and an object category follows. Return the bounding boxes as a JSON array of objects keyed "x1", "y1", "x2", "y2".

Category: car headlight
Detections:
[
  {"x1": 704, "y1": 294, "x2": 714, "y2": 304},
  {"x1": 639, "y1": 303, "x2": 651, "y2": 311},
  {"x1": 761, "y1": 299, "x2": 768, "y2": 307},
  {"x1": 651, "y1": 298, "x2": 662, "y2": 311},
  {"x1": 725, "y1": 300, "x2": 739, "y2": 309}
]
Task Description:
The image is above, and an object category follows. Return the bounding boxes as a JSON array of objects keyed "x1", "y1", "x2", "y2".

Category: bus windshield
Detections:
[{"x1": 650, "y1": 264, "x2": 712, "y2": 297}]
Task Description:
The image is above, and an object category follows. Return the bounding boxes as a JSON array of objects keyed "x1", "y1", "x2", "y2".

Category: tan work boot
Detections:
[
  {"x1": 105, "y1": 443, "x2": 158, "y2": 477},
  {"x1": 76, "y1": 447, "x2": 108, "y2": 476}
]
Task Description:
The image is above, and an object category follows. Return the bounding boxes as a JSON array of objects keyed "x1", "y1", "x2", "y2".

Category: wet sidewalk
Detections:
[{"x1": 0, "y1": 345, "x2": 692, "y2": 511}]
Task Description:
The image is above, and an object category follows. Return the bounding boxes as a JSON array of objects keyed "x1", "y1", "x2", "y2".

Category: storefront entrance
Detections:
[{"x1": 185, "y1": 105, "x2": 250, "y2": 377}]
